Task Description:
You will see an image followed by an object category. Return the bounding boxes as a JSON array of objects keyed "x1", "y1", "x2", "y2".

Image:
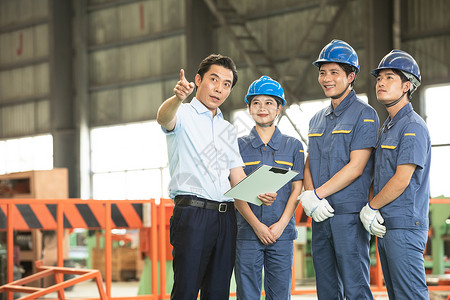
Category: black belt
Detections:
[{"x1": 174, "y1": 195, "x2": 233, "y2": 213}]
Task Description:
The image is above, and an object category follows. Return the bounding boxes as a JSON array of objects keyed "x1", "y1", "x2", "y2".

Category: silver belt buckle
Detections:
[{"x1": 218, "y1": 203, "x2": 227, "y2": 213}]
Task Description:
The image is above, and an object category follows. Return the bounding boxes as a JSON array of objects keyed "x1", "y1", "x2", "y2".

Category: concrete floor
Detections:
[{"x1": 20, "y1": 280, "x2": 392, "y2": 299}]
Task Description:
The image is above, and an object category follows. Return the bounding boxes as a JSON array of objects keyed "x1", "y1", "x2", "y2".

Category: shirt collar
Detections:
[
  {"x1": 191, "y1": 97, "x2": 223, "y2": 119},
  {"x1": 250, "y1": 126, "x2": 282, "y2": 150},
  {"x1": 324, "y1": 90, "x2": 356, "y2": 117},
  {"x1": 383, "y1": 103, "x2": 413, "y2": 131}
]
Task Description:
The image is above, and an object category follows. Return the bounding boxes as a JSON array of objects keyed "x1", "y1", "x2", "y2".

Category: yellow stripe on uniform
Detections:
[
  {"x1": 308, "y1": 133, "x2": 323, "y2": 137},
  {"x1": 275, "y1": 160, "x2": 293, "y2": 167},
  {"x1": 244, "y1": 161, "x2": 260, "y2": 166},
  {"x1": 404, "y1": 133, "x2": 416, "y2": 136},
  {"x1": 332, "y1": 130, "x2": 352, "y2": 134},
  {"x1": 364, "y1": 119, "x2": 375, "y2": 123},
  {"x1": 299, "y1": 150, "x2": 304, "y2": 153},
  {"x1": 381, "y1": 145, "x2": 397, "y2": 149}
]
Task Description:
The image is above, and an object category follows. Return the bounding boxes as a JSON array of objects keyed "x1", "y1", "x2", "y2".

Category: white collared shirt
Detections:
[{"x1": 162, "y1": 97, "x2": 244, "y2": 201}]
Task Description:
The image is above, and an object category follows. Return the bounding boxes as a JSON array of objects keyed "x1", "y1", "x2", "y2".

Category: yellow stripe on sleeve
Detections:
[
  {"x1": 364, "y1": 119, "x2": 375, "y2": 123},
  {"x1": 275, "y1": 160, "x2": 293, "y2": 167},
  {"x1": 308, "y1": 133, "x2": 323, "y2": 137},
  {"x1": 404, "y1": 133, "x2": 416, "y2": 136},
  {"x1": 244, "y1": 161, "x2": 260, "y2": 166}
]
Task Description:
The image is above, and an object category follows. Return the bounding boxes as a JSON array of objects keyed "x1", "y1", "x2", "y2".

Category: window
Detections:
[
  {"x1": 0, "y1": 135, "x2": 53, "y2": 174},
  {"x1": 424, "y1": 85, "x2": 450, "y2": 197},
  {"x1": 90, "y1": 121, "x2": 169, "y2": 200}
]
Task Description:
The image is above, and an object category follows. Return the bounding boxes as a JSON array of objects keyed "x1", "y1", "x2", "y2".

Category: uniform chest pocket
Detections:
[
  {"x1": 330, "y1": 124, "x2": 353, "y2": 159},
  {"x1": 308, "y1": 127, "x2": 325, "y2": 160},
  {"x1": 274, "y1": 155, "x2": 294, "y2": 170},
  {"x1": 380, "y1": 138, "x2": 398, "y2": 150},
  {"x1": 378, "y1": 138, "x2": 398, "y2": 168}
]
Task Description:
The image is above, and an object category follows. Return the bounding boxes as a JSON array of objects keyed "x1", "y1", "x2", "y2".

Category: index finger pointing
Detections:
[{"x1": 180, "y1": 69, "x2": 186, "y2": 82}]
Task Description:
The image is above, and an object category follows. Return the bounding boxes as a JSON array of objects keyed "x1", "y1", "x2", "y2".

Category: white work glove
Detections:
[
  {"x1": 360, "y1": 203, "x2": 386, "y2": 238},
  {"x1": 311, "y1": 199, "x2": 335, "y2": 222},
  {"x1": 298, "y1": 190, "x2": 321, "y2": 216},
  {"x1": 298, "y1": 190, "x2": 334, "y2": 222}
]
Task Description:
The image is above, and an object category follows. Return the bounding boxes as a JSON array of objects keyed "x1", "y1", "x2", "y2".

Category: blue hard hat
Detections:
[
  {"x1": 313, "y1": 39, "x2": 360, "y2": 74},
  {"x1": 370, "y1": 50, "x2": 421, "y2": 92},
  {"x1": 245, "y1": 76, "x2": 286, "y2": 106}
]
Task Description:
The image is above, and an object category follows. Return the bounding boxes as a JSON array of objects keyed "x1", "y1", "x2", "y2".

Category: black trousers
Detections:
[{"x1": 170, "y1": 196, "x2": 237, "y2": 300}]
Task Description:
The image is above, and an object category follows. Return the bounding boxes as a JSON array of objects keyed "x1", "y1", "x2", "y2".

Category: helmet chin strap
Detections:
[
  {"x1": 331, "y1": 83, "x2": 352, "y2": 100},
  {"x1": 384, "y1": 91, "x2": 407, "y2": 108}
]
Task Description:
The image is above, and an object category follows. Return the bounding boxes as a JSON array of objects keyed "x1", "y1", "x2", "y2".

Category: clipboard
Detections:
[{"x1": 225, "y1": 164, "x2": 299, "y2": 206}]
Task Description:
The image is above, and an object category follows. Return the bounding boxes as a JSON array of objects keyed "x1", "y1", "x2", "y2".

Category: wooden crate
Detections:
[
  {"x1": 91, "y1": 246, "x2": 139, "y2": 281},
  {"x1": 0, "y1": 169, "x2": 69, "y2": 286},
  {"x1": 0, "y1": 169, "x2": 68, "y2": 199}
]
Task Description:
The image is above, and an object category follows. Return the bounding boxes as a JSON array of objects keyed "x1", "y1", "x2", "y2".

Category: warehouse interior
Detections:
[{"x1": 0, "y1": 0, "x2": 449, "y2": 299}]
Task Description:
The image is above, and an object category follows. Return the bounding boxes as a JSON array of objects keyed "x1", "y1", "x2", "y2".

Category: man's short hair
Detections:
[{"x1": 197, "y1": 54, "x2": 238, "y2": 88}]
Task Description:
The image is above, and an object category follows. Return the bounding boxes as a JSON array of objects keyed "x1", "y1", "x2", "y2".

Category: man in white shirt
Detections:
[{"x1": 157, "y1": 54, "x2": 276, "y2": 300}]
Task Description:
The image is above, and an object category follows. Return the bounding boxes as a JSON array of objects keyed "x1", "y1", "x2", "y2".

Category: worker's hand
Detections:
[
  {"x1": 253, "y1": 222, "x2": 276, "y2": 245},
  {"x1": 360, "y1": 203, "x2": 386, "y2": 238},
  {"x1": 310, "y1": 199, "x2": 334, "y2": 222},
  {"x1": 174, "y1": 69, "x2": 195, "y2": 102},
  {"x1": 258, "y1": 192, "x2": 277, "y2": 206},
  {"x1": 269, "y1": 221, "x2": 286, "y2": 240}
]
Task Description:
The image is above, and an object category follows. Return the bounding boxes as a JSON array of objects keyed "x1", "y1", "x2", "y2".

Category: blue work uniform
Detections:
[
  {"x1": 307, "y1": 91, "x2": 379, "y2": 300},
  {"x1": 163, "y1": 97, "x2": 244, "y2": 300},
  {"x1": 374, "y1": 103, "x2": 430, "y2": 300},
  {"x1": 235, "y1": 127, "x2": 304, "y2": 300}
]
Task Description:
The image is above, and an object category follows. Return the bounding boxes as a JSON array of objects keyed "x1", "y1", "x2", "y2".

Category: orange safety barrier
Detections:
[
  {"x1": 0, "y1": 198, "x2": 160, "y2": 300},
  {"x1": 0, "y1": 200, "x2": 145, "y2": 230},
  {"x1": 140, "y1": 200, "x2": 174, "y2": 261},
  {"x1": 0, "y1": 260, "x2": 107, "y2": 299},
  {"x1": 294, "y1": 203, "x2": 312, "y2": 227}
]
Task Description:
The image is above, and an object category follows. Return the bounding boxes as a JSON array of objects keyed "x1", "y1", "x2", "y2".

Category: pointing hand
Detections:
[{"x1": 174, "y1": 69, "x2": 195, "y2": 101}]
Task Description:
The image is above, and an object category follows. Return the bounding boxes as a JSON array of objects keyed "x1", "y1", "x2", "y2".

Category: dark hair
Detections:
[
  {"x1": 197, "y1": 54, "x2": 238, "y2": 88},
  {"x1": 248, "y1": 95, "x2": 282, "y2": 107},
  {"x1": 317, "y1": 62, "x2": 357, "y2": 87},
  {"x1": 392, "y1": 69, "x2": 412, "y2": 99},
  {"x1": 392, "y1": 69, "x2": 409, "y2": 83}
]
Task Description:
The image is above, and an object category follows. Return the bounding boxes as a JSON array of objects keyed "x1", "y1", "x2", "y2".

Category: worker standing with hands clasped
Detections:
[
  {"x1": 300, "y1": 40, "x2": 379, "y2": 299},
  {"x1": 234, "y1": 76, "x2": 304, "y2": 300},
  {"x1": 360, "y1": 50, "x2": 431, "y2": 300},
  {"x1": 157, "y1": 54, "x2": 276, "y2": 300}
]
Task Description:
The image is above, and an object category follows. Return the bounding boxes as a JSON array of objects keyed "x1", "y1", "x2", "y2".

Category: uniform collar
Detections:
[
  {"x1": 383, "y1": 103, "x2": 413, "y2": 131},
  {"x1": 250, "y1": 126, "x2": 282, "y2": 150},
  {"x1": 191, "y1": 97, "x2": 223, "y2": 119},
  {"x1": 325, "y1": 90, "x2": 356, "y2": 117}
]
